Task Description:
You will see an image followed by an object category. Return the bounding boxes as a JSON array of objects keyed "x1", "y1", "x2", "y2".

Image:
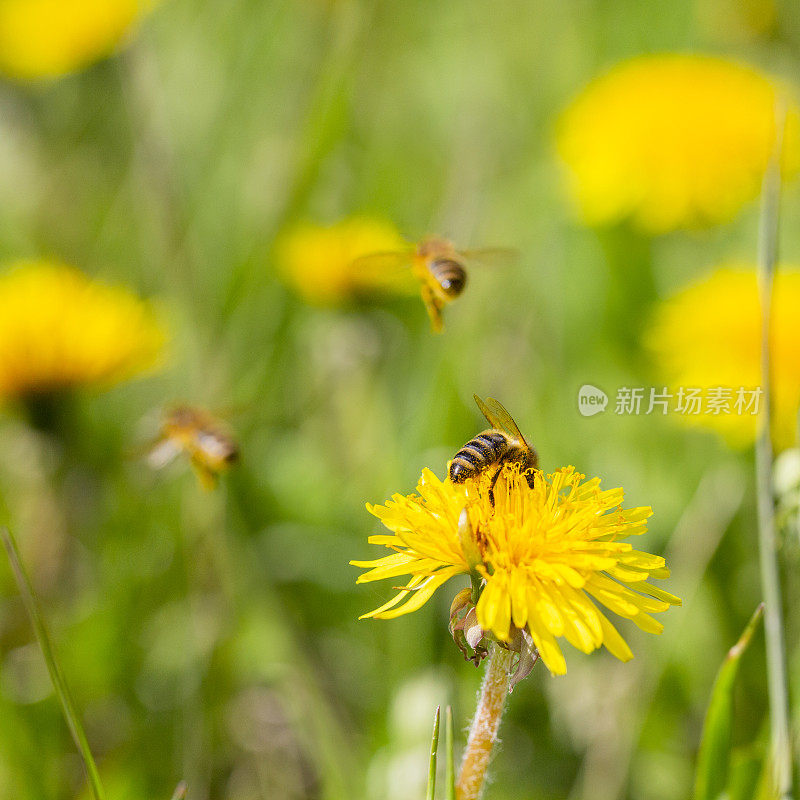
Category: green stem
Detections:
[
  {"x1": 755, "y1": 101, "x2": 794, "y2": 800},
  {"x1": 446, "y1": 706, "x2": 456, "y2": 800},
  {"x1": 457, "y1": 644, "x2": 514, "y2": 800},
  {"x1": 427, "y1": 705, "x2": 441, "y2": 800},
  {"x1": 1, "y1": 527, "x2": 106, "y2": 800}
]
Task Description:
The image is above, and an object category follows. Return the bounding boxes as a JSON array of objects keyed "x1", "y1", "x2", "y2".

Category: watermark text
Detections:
[{"x1": 578, "y1": 385, "x2": 762, "y2": 417}]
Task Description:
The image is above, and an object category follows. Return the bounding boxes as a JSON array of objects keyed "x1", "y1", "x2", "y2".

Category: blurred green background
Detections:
[{"x1": 2, "y1": 1, "x2": 800, "y2": 798}]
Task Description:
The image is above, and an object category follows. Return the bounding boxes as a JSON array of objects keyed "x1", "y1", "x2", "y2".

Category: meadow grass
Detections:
[{"x1": 1, "y1": 1, "x2": 800, "y2": 799}]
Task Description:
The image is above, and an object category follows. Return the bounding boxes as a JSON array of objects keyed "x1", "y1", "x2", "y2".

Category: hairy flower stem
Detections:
[{"x1": 457, "y1": 644, "x2": 514, "y2": 800}]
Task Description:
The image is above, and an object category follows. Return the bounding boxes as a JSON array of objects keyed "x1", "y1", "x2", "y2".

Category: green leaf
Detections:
[
  {"x1": 427, "y1": 705, "x2": 441, "y2": 800},
  {"x1": 694, "y1": 603, "x2": 764, "y2": 800}
]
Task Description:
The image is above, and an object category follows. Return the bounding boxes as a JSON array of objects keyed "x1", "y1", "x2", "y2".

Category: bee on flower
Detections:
[
  {"x1": 647, "y1": 265, "x2": 800, "y2": 451},
  {"x1": 0, "y1": 260, "x2": 164, "y2": 408},
  {"x1": 557, "y1": 54, "x2": 800, "y2": 233},
  {"x1": 351, "y1": 401, "x2": 680, "y2": 678},
  {"x1": 0, "y1": 0, "x2": 156, "y2": 81}
]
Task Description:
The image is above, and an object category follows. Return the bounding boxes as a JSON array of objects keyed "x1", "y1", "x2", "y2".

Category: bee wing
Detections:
[
  {"x1": 473, "y1": 394, "x2": 528, "y2": 444},
  {"x1": 456, "y1": 248, "x2": 518, "y2": 269},
  {"x1": 349, "y1": 250, "x2": 414, "y2": 270},
  {"x1": 147, "y1": 438, "x2": 182, "y2": 469},
  {"x1": 348, "y1": 250, "x2": 421, "y2": 295},
  {"x1": 349, "y1": 250, "x2": 415, "y2": 275},
  {"x1": 196, "y1": 431, "x2": 239, "y2": 465}
]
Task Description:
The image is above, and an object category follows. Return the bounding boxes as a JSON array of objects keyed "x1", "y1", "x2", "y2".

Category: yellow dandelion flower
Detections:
[
  {"x1": 557, "y1": 54, "x2": 800, "y2": 233},
  {"x1": 0, "y1": 260, "x2": 165, "y2": 399},
  {"x1": 647, "y1": 265, "x2": 800, "y2": 450},
  {"x1": 276, "y1": 217, "x2": 411, "y2": 305},
  {"x1": 352, "y1": 465, "x2": 680, "y2": 676},
  {"x1": 0, "y1": 0, "x2": 154, "y2": 81}
]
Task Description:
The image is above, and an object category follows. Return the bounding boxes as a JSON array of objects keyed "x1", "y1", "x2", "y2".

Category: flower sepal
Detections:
[
  {"x1": 450, "y1": 586, "x2": 541, "y2": 687},
  {"x1": 505, "y1": 628, "x2": 540, "y2": 691},
  {"x1": 450, "y1": 588, "x2": 488, "y2": 666}
]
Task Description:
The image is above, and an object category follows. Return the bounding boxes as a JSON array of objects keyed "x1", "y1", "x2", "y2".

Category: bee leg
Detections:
[
  {"x1": 191, "y1": 457, "x2": 218, "y2": 491},
  {"x1": 488, "y1": 465, "x2": 503, "y2": 507},
  {"x1": 420, "y1": 285, "x2": 444, "y2": 333},
  {"x1": 525, "y1": 469, "x2": 536, "y2": 489}
]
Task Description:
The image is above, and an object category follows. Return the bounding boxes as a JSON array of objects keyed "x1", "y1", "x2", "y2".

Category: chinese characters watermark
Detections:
[{"x1": 578, "y1": 385, "x2": 762, "y2": 417}]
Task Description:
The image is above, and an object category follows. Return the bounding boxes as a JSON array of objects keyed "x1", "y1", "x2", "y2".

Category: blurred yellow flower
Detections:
[
  {"x1": 276, "y1": 217, "x2": 411, "y2": 305},
  {"x1": 557, "y1": 54, "x2": 800, "y2": 233},
  {"x1": 0, "y1": 0, "x2": 154, "y2": 81},
  {"x1": 352, "y1": 465, "x2": 679, "y2": 676},
  {"x1": 0, "y1": 261, "x2": 165, "y2": 399},
  {"x1": 647, "y1": 266, "x2": 800, "y2": 450}
]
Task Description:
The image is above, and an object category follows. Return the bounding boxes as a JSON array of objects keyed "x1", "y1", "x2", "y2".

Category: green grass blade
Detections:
[
  {"x1": 694, "y1": 603, "x2": 763, "y2": 800},
  {"x1": 727, "y1": 744, "x2": 767, "y2": 800},
  {"x1": 445, "y1": 706, "x2": 455, "y2": 800},
  {"x1": 755, "y1": 99, "x2": 794, "y2": 800},
  {"x1": 1, "y1": 527, "x2": 106, "y2": 800},
  {"x1": 427, "y1": 705, "x2": 441, "y2": 800}
]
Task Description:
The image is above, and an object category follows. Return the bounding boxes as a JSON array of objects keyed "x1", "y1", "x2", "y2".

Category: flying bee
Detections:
[
  {"x1": 147, "y1": 405, "x2": 239, "y2": 490},
  {"x1": 350, "y1": 237, "x2": 514, "y2": 332},
  {"x1": 449, "y1": 395, "x2": 538, "y2": 502}
]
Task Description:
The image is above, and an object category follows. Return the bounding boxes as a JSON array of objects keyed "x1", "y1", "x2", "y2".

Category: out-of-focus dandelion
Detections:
[
  {"x1": 352, "y1": 464, "x2": 679, "y2": 676},
  {"x1": 775, "y1": 449, "x2": 800, "y2": 540},
  {"x1": 0, "y1": 0, "x2": 155, "y2": 81},
  {"x1": 646, "y1": 265, "x2": 800, "y2": 450},
  {"x1": 147, "y1": 405, "x2": 239, "y2": 490},
  {"x1": 276, "y1": 216, "x2": 411, "y2": 306},
  {"x1": 0, "y1": 260, "x2": 164, "y2": 403},
  {"x1": 557, "y1": 54, "x2": 800, "y2": 233}
]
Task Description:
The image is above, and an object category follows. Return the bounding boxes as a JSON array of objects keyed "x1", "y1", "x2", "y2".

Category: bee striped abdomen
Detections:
[
  {"x1": 430, "y1": 258, "x2": 467, "y2": 297},
  {"x1": 449, "y1": 431, "x2": 509, "y2": 483}
]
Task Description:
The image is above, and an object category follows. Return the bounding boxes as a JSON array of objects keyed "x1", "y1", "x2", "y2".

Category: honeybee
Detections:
[
  {"x1": 449, "y1": 395, "x2": 538, "y2": 500},
  {"x1": 351, "y1": 237, "x2": 514, "y2": 332},
  {"x1": 147, "y1": 406, "x2": 239, "y2": 490}
]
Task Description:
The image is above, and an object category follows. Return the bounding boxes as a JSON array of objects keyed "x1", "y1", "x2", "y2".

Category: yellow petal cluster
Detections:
[
  {"x1": 352, "y1": 465, "x2": 680, "y2": 675},
  {"x1": 647, "y1": 265, "x2": 800, "y2": 450},
  {"x1": 0, "y1": 0, "x2": 153, "y2": 81},
  {"x1": 557, "y1": 54, "x2": 800, "y2": 233},
  {"x1": 276, "y1": 217, "x2": 411, "y2": 305},
  {"x1": 0, "y1": 261, "x2": 165, "y2": 398}
]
